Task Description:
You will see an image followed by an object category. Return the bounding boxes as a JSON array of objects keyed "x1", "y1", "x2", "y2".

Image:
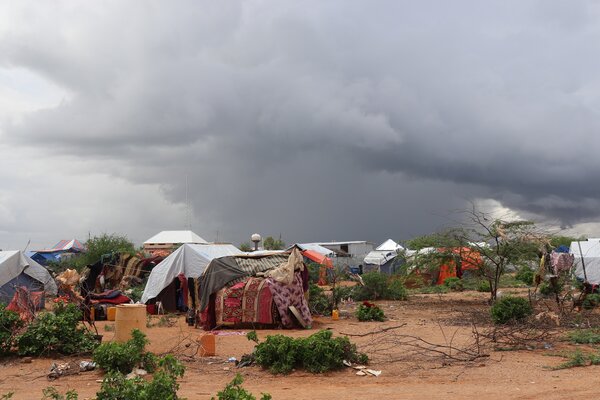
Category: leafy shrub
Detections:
[
  {"x1": 386, "y1": 278, "x2": 408, "y2": 300},
  {"x1": 353, "y1": 273, "x2": 408, "y2": 301},
  {"x1": 443, "y1": 277, "x2": 463, "y2": 291},
  {"x1": 477, "y1": 281, "x2": 491, "y2": 292},
  {"x1": 353, "y1": 272, "x2": 387, "y2": 300},
  {"x1": 95, "y1": 355, "x2": 185, "y2": 400},
  {"x1": 252, "y1": 330, "x2": 368, "y2": 374},
  {"x1": 0, "y1": 304, "x2": 23, "y2": 356},
  {"x1": 211, "y1": 374, "x2": 271, "y2": 400},
  {"x1": 515, "y1": 267, "x2": 534, "y2": 286},
  {"x1": 582, "y1": 294, "x2": 600, "y2": 310},
  {"x1": 490, "y1": 296, "x2": 532, "y2": 324},
  {"x1": 41, "y1": 387, "x2": 78, "y2": 400},
  {"x1": 356, "y1": 302, "x2": 385, "y2": 322},
  {"x1": 93, "y1": 329, "x2": 150, "y2": 374},
  {"x1": 17, "y1": 302, "x2": 98, "y2": 356}
]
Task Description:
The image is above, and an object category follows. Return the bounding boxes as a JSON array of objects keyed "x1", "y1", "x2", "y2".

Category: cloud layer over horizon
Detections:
[{"x1": 1, "y1": 0, "x2": 599, "y2": 249}]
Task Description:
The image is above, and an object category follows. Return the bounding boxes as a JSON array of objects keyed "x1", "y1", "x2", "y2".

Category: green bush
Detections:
[
  {"x1": 356, "y1": 302, "x2": 385, "y2": 322},
  {"x1": 386, "y1": 278, "x2": 408, "y2": 300},
  {"x1": 490, "y1": 296, "x2": 533, "y2": 324},
  {"x1": 211, "y1": 374, "x2": 271, "y2": 400},
  {"x1": 41, "y1": 387, "x2": 78, "y2": 400},
  {"x1": 353, "y1": 273, "x2": 407, "y2": 301},
  {"x1": 443, "y1": 277, "x2": 463, "y2": 291},
  {"x1": 477, "y1": 281, "x2": 491, "y2": 292},
  {"x1": 17, "y1": 302, "x2": 98, "y2": 356},
  {"x1": 95, "y1": 355, "x2": 185, "y2": 400},
  {"x1": 252, "y1": 330, "x2": 368, "y2": 374},
  {"x1": 0, "y1": 304, "x2": 23, "y2": 356},
  {"x1": 582, "y1": 294, "x2": 600, "y2": 310},
  {"x1": 515, "y1": 267, "x2": 534, "y2": 286},
  {"x1": 93, "y1": 329, "x2": 150, "y2": 374}
]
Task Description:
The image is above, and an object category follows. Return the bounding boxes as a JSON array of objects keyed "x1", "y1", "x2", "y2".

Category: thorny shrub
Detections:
[
  {"x1": 490, "y1": 296, "x2": 532, "y2": 325},
  {"x1": 250, "y1": 329, "x2": 368, "y2": 374},
  {"x1": 211, "y1": 374, "x2": 272, "y2": 400},
  {"x1": 16, "y1": 302, "x2": 98, "y2": 356},
  {"x1": 356, "y1": 301, "x2": 385, "y2": 322}
]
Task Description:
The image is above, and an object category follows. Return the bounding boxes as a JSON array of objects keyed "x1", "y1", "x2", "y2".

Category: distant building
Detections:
[
  {"x1": 143, "y1": 230, "x2": 208, "y2": 255},
  {"x1": 315, "y1": 241, "x2": 375, "y2": 268}
]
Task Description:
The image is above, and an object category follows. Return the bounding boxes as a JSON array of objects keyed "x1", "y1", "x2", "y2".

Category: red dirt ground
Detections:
[{"x1": 1, "y1": 291, "x2": 598, "y2": 399}]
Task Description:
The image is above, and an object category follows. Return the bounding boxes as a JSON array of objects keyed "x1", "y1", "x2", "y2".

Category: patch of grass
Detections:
[
  {"x1": 566, "y1": 329, "x2": 600, "y2": 344},
  {"x1": 551, "y1": 349, "x2": 588, "y2": 370},
  {"x1": 410, "y1": 285, "x2": 449, "y2": 295},
  {"x1": 498, "y1": 274, "x2": 528, "y2": 288},
  {"x1": 104, "y1": 324, "x2": 115, "y2": 332}
]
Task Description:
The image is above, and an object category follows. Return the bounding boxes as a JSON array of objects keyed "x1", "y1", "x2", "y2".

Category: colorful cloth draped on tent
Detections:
[
  {"x1": 214, "y1": 277, "x2": 277, "y2": 327},
  {"x1": 267, "y1": 272, "x2": 312, "y2": 328}
]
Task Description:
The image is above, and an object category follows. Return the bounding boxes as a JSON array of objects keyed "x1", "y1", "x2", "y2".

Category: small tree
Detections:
[
  {"x1": 239, "y1": 242, "x2": 252, "y2": 252},
  {"x1": 74, "y1": 233, "x2": 136, "y2": 270},
  {"x1": 458, "y1": 208, "x2": 541, "y2": 302},
  {"x1": 263, "y1": 236, "x2": 285, "y2": 250},
  {"x1": 404, "y1": 208, "x2": 543, "y2": 302}
]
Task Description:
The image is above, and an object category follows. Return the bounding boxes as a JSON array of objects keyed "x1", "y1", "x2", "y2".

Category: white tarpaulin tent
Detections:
[
  {"x1": 363, "y1": 239, "x2": 404, "y2": 268},
  {"x1": 141, "y1": 243, "x2": 241, "y2": 303},
  {"x1": 143, "y1": 230, "x2": 208, "y2": 245},
  {"x1": 0, "y1": 250, "x2": 57, "y2": 303},
  {"x1": 570, "y1": 240, "x2": 600, "y2": 284}
]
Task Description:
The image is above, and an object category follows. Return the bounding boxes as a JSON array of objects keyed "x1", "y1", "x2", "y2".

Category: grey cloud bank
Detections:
[{"x1": 1, "y1": 0, "x2": 599, "y2": 248}]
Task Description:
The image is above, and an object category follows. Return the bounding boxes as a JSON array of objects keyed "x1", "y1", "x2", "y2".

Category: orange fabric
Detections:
[
  {"x1": 436, "y1": 247, "x2": 483, "y2": 285},
  {"x1": 302, "y1": 250, "x2": 333, "y2": 268}
]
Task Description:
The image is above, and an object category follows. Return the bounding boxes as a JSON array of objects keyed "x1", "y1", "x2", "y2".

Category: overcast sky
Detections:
[{"x1": 1, "y1": 0, "x2": 599, "y2": 250}]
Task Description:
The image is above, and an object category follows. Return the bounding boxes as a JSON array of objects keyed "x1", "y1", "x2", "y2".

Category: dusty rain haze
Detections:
[{"x1": 1, "y1": 0, "x2": 599, "y2": 249}]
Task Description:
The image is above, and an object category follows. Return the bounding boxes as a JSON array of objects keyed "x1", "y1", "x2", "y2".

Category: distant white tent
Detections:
[
  {"x1": 0, "y1": 250, "x2": 57, "y2": 303},
  {"x1": 143, "y1": 230, "x2": 208, "y2": 245},
  {"x1": 363, "y1": 239, "x2": 404, "y2": 274},
  {"x1": 570, "y1": 240, "x2": 600, "y2": 284},
  {"x1": 141, "y1": 243, "x2": 241, "y2": 303},
  {"x1": 376, "y1": 239, "x2": 404, "y2": 252}
]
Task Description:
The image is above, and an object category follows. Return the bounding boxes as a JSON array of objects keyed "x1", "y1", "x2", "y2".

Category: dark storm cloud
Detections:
[{"x1": 2, "y1": 0, "x2": 600, "y2": 245}]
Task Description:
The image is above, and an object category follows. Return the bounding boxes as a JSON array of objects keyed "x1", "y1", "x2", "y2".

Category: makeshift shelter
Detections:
[
  {"x1": 141, "y1": 243, "x2": 241, "y2": 311},
  {"x1": 570, "y1": 240, "x2": 600, "y2": 285},
  {"x1": 200, "y1": 249, "x2": 311, "y2": 329},
  {"x1": 28, "y1": 239, "x2": 86, "y2": 266},
  {"x1": 363, "y1": 239, "x2": 404, "y2": 274},
  {"x1": 0, "y1": 250, "x2": 58, "y2": 304},
  {"x1": 405, "y1": 247, "x2": 482, "y2": 286}
]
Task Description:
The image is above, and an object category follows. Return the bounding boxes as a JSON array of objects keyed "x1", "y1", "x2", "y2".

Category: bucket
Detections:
[
  {"x1": 198, "y1": 333, "x2": 215, "y2": 357},
  {"x1": 114, "y1": 304, "x2": 147, "y2": 342},
  {"x1": 107, "y1": 307, "x2": 117, "y2": 321}
]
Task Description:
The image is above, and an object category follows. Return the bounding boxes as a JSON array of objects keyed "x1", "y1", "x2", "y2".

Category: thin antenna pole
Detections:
[{"x1": 185, "y1": 175, "x2": 191, "y2": 230}]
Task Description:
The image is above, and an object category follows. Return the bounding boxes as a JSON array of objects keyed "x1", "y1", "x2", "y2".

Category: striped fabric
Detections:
[{"x1": 226, "y1": 254, "x2": 289, "y2": 287}]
